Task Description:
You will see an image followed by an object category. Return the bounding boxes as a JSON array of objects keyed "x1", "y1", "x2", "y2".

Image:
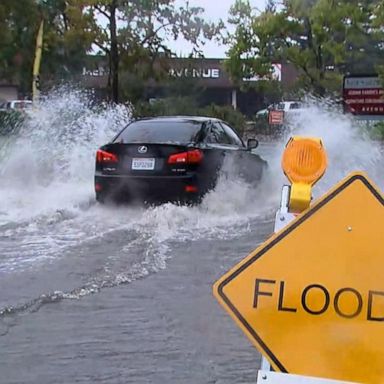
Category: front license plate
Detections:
[{"x1": 132, "y1": 158, "x2": 155, "y2": 170}]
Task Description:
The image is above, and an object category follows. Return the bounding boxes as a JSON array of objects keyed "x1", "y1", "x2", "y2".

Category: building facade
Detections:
[
  {"x1": 0, "y1": 83, "x2": 19, "y2": 103},
  {"x1": 80, "y1": 57, "x2": 299, "y2": 116}
]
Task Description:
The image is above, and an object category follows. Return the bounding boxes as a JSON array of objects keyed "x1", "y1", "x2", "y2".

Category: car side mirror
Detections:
[{"x1": 247, "y1": 138, "x2": 259, "y2": 150}]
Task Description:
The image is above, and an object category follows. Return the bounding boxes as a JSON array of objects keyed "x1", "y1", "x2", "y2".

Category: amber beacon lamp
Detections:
[{"x1": 281, "y1": 137, "x2": 328, "y2": 213}]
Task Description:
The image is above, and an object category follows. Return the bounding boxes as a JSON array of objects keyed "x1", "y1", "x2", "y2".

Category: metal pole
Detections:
[{"x1": 32, "y1": 19, "x2": 44, "y2": 103}]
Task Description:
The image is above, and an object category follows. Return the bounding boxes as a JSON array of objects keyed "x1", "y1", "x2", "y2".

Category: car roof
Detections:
[{"x1": 134, "y1": 116, "x2": 221, "y2": 123}]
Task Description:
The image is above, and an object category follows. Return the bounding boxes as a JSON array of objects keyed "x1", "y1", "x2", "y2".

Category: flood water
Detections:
[{"x1": 0, "y1": 90, "x2": 382, "y2": 383}]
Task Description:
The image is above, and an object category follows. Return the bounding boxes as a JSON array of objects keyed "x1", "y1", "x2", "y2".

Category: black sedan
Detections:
[{"x1": 94, "y1": 116, "x2": 267, "y2": 204}]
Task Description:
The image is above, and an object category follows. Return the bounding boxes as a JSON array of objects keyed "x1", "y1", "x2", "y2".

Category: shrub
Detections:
[{"x1": 133, "y1": 96, "x2": 199, "y2": 118}]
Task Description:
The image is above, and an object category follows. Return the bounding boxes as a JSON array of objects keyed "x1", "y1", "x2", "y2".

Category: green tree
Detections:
[
  {"x1": 0, "y1": 0, "x2": 222, "y2": 101},
  {"x1": 372, "y1": 1, "x2": 384, "y2": 84},
  {"x1": 38, "y1": 0, "x2": 99, "y2": 81},
  {"x1": 0, "y1": 1, "x2": 98, "y2": 95},
  {"x1": 0, "y1": 0, "x2": 39, "y2": 95},
  {"x1": 226, "y1": 0, "x2": 384, "y2": 97},
  {"x1": 86, "y1": 0, "x2": 223, "y2": 103}
]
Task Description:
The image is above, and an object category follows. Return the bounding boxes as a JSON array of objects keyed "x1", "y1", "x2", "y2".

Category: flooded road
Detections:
[
  {"x1": 0, "y1": 219, "x2": 272, "y2": 384},
  {"x1": 0, "y1": 173, "x2": 276, "y2": 383},
  {"x1": 0, "y1": 91, "x2": 382, "y2": 383}
]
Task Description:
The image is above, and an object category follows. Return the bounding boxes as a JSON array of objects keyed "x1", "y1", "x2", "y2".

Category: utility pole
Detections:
[{"x1": 32, "y1": 19, "x2": 44, "y2": 103}]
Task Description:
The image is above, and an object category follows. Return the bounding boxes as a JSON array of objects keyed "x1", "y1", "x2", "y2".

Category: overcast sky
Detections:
[{"x1": 171, "y1": 0, "x2": 267, "y2": 58}]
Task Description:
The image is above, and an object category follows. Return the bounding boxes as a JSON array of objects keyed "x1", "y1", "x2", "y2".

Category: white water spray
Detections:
[
  {"x1": 0, "y1": 88, "x2": 132, "y2": 223},
  {"x1": 0, "y1": 90, "x2": 381, "y2": 288},
  {"x1": 278, "y1": 100, "x2": 383, "y2": 197}
]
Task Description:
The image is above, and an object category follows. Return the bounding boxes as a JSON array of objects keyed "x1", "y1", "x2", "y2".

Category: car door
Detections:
[
  {"x1": 199, "y1": 120, "x2": 238, "y2": 189},
  {"x1": 220, "y1": 121, "x2": 266, "y2": 183}
]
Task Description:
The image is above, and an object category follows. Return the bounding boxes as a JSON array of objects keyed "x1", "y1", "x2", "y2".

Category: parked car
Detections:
[
  {"x1": 5, "y1": 100, "x2": 33, "y2": 111},
  {"x1": 256, "y1": 108, "x2": 269, "y2": 118},
  {"x1": 275, "y1": 101, "x2": 307, "y2": 116},
  {"x1": 255, "y1": 104, "x2": 275, "y2": 118},
  {"x1": 94, "y1": 116, "x2": 267, "y2": 204}
]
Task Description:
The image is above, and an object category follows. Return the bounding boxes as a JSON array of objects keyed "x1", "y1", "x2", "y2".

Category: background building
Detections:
[
  {"x1": 0, "y1": 81, "x2": 19, "y2": 103},
  {"x1": 80, "y1": 57, "x2": 299, "y2": 116}
]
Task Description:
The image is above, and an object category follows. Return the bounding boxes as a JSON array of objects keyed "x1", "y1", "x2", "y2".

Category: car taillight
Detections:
[
  {"x1": 185, "y1": 185, "x2": 198, "y2": 193},
  {"x1": 96, "y1": 149, "x2": 118, "y2": 163},
  {"x1": 168, "y1": 149, "x2": 203, "y2": 164}
]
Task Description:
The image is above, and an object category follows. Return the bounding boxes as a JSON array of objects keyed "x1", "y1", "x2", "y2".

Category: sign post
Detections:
[{"x1": 213, "y1": 137, "x2": 384, "y2": 384}]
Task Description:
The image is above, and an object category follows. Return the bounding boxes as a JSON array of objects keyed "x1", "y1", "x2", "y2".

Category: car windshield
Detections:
[{"x1": 115, "y1": 120, "x2": 203, "y2": 144}]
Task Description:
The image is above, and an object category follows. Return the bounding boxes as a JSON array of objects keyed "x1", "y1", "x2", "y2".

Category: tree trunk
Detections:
[
  {"x1": 109, "y1": 0, "x2": 119, "y2": 103},
  {"x1": 317, "y1": 45, "x2": 326, "y2": 97},
  {"x1": 304, "y1": 17, "x2": 326, "y2": 97}
]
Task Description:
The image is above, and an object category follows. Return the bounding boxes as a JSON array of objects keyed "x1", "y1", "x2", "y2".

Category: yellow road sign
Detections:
[{"x1": 213, "y1": 172, "x2": 384, "y2": 383}]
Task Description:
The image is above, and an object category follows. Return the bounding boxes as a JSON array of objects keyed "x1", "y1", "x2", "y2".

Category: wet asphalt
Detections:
[{"x1": 0, "y1": 218, "x2": 273, "y2": 384}]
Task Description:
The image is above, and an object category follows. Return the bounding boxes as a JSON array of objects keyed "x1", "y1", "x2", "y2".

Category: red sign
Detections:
[
  {"x1": 268, "y1": 110, "x2": 284, "y2": 125},
  {"x1": 343, "y1": 75, "x2": 384, "y2": 115}
]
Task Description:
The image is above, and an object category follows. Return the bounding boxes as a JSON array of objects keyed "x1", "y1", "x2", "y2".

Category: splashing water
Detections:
[
  {"x1": 0, "y1": 88, "x2": 275, "y2": 278},
  {"x1": 277, "y1": 99, "x2": 383, "y2": 197},
  {"x1": 0, "y1": 87, "x2": 132, "y2": 223},
  {"x1": 0, "y1": 90, "x2": 382, "y2": 313}
]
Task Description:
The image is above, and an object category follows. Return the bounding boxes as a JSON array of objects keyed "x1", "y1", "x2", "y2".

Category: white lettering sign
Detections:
[
  {"x1": 169, "y1": 68, "x2": 221, "y2": 79},
  {"x1": 82, "y1": 67, "x2": 107, "y2": 77}
]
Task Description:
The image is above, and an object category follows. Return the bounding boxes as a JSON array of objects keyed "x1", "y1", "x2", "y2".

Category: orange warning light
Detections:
[{"x1": 282, "y1": 137, "x2": 327, "y2": 186}]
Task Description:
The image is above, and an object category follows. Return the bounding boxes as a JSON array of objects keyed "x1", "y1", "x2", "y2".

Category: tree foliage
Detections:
[
  {"x1": 0, "y1": 0, "x2": 99, "y2": 95},
  {"x1": 0, "y1": 0, "x2": 223, "y2": 101},
  {"x1": 226, "y1": 0, "x2": 384, "y2": 97},
  {"x1": 39, "y1": 0, "x2": 98, "y2": 79},
  {"x1": 85, "y1": 0, "x2": 223, "y2": 102},
  {"x1": 0, "y1": 0, "x2": 39, "y2": 94}
]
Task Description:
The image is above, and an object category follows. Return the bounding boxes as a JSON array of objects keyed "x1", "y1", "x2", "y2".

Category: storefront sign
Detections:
[
  {"x1": 169, "y1": 67, "x2": 221, "y2": 79},
  {"x1": 343, "y1": 75, "x2": 384, "y2": 115}
]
